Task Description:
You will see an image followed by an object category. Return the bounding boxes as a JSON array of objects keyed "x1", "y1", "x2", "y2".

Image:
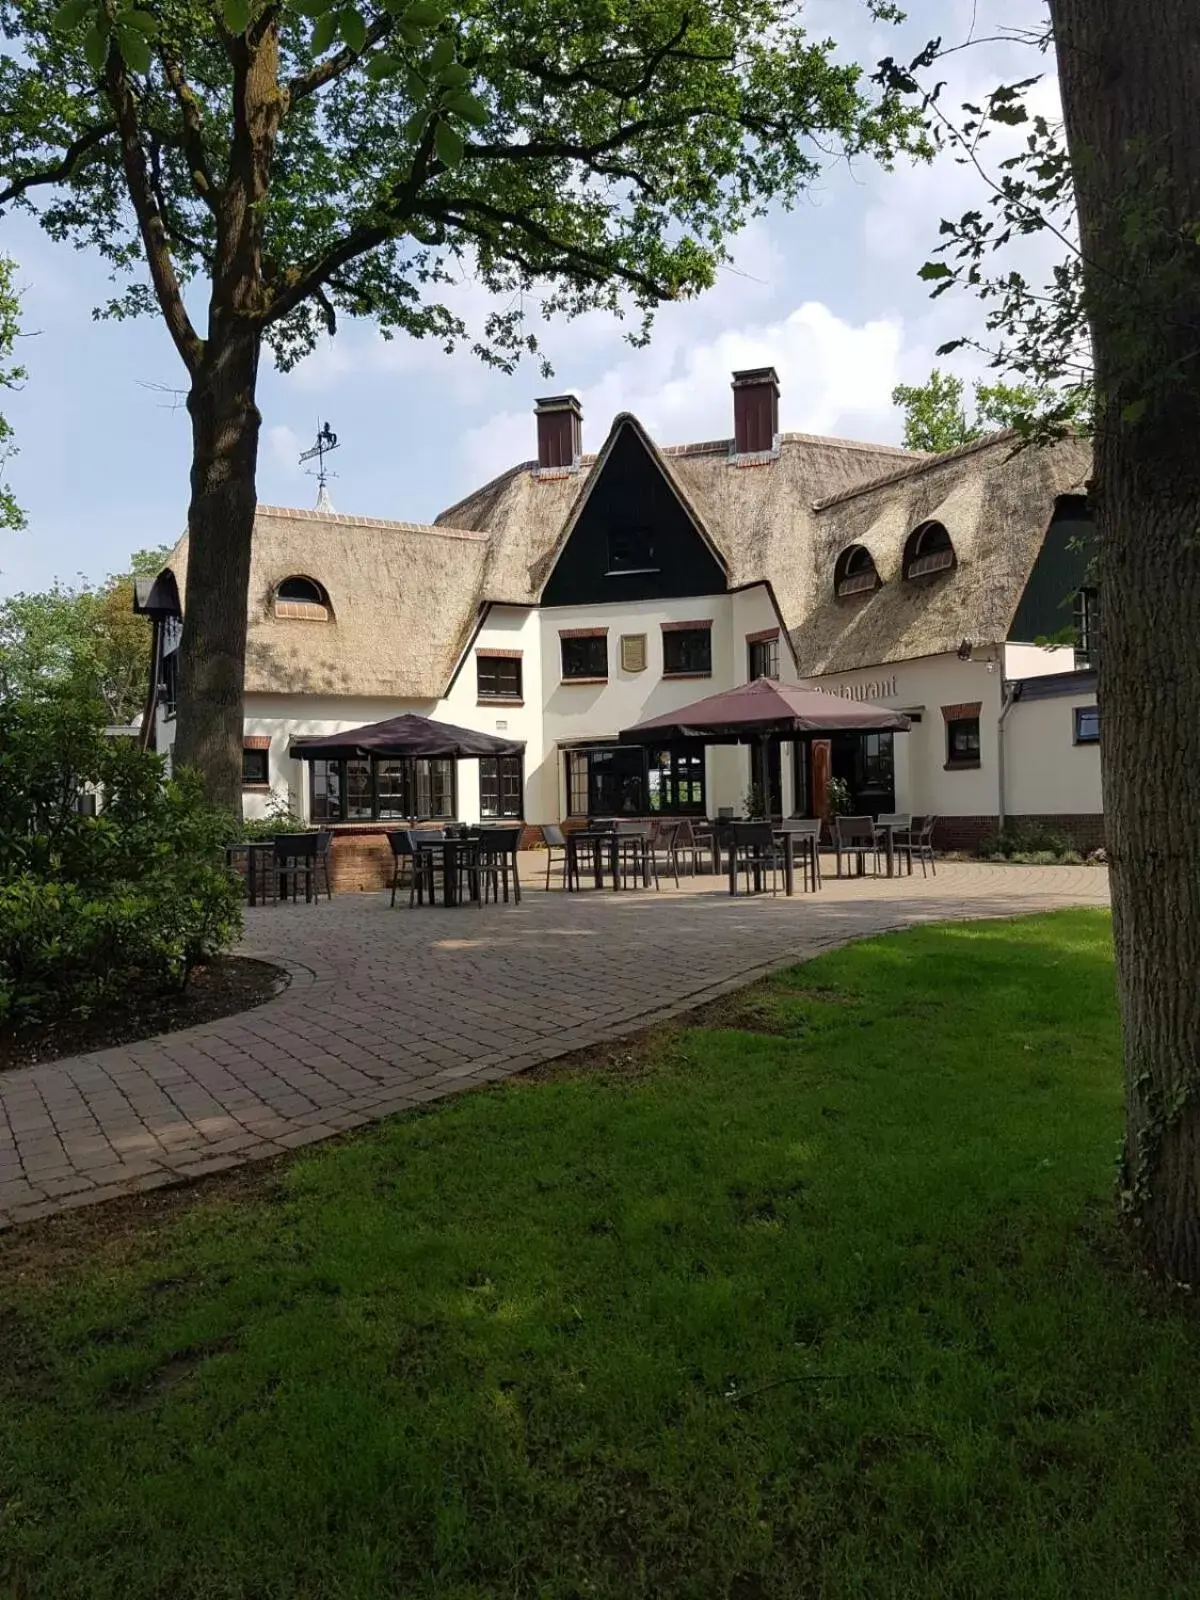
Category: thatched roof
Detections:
[
  {"x1": 163, "y1": 505, "x2": 488, "y2": 698},
  {"x1": 435, "y1": 424, "x2": 918, "y2": 619},
  {"x1": 794, "y1": 431, "x2": 1092, "y2": 673},
  {"x1": 438, "y1": 416, "x2": 1092, "y2": 676},
  {"x1": 159, "y1": 415, "x2": 1092, "y2": 697}
]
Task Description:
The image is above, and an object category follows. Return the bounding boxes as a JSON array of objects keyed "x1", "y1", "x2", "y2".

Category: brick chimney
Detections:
[
  {"x1": 535, "y1": 394, "x2": 582, "y2": 469},
  {"x1": 731, "y1": 367, "x2": 780, "y2": 455}
]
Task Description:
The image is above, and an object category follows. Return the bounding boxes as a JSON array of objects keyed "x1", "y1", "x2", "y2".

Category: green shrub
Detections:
[
  {"x1": 826, "y1": 777, "x2": 853, "y2": 817},
  {"x1": 0, "y1": 695, "x2": 243, "y2": 1026},
  {"x1": 237, "y1": 788, "x2": 309, "y2": 841},
  {"x1": 975, "y1": 822, "x2": 1083, "y2": 865}
]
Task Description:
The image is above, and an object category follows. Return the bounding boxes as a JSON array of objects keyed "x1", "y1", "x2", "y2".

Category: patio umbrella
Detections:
[
  {"x1": 618, "y1": 677, "x2": 910, "y2": 744},
  {"x1": 289, "y1": 713, "x2": 524, "y2": 761}
]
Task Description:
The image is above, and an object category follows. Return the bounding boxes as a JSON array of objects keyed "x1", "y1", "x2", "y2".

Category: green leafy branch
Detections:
[{"x1": 52, "y1": 0, "x2": 483, "y2": 169}]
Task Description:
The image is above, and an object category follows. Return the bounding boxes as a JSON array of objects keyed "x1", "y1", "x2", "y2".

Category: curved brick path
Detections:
[{"x1": 0, "y1": 860, "x2": 1109, "y2": 1229}]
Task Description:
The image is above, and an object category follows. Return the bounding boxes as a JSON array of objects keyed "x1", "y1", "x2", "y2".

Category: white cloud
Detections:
[
  {"x1": 458, "y1": 299, "x2": 914, "y2": 486},
  {"x1": 266, "y1": 423, "x2": 303, "y2": 471},
  {"x1": 286, "y1": 220, "x2": 788, "y2": 401}
]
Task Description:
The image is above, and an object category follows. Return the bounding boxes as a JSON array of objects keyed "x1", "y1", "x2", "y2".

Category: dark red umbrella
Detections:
[
  {"x1": 619, "y1": 677, "x2": 910, "y2": 744},
  {"x1": 290, "y1": 713, "x2": 524, "y2": 761}
]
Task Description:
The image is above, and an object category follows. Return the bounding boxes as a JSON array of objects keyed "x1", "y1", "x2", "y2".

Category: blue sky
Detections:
[{"x1": 0, "y1": 0, "x2": 1054, "y2": 597}]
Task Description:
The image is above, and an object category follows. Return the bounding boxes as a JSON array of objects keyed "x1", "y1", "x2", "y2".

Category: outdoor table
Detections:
[
  {"x1": 413, "y1": 836, "x2": 476, "y2": 907},
  {"x1": 772, "y1": 829, "x2": 800, "y2": 897},
  {"x1": 872, "y1": 820, "x2": 908, "y2": 878},
  {"x1": 725, "y1": 824, "x2": 779, "y2": 897},
  {"x1": 224, "y1": 840, "x2": 276, "y2": 907},
  {"x1": 566, "y1": 828, "x2": 621, "y2": 891}
]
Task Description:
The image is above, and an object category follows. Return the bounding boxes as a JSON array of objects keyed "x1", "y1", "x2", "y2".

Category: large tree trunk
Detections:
[
  {"x1": 1050, "y1": 1, "x2": 1200, "y2": 1280},
  {"x1": 171, "y1": 324, "x2": 263, "y2": 816}
]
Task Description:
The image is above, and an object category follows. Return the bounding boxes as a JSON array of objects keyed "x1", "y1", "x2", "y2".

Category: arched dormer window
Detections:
[
  {"x1": 274, "y1": 575, "x2": 331, "y2": 620},
  {"x1": 904, "y1": 521, "x2": 956, "y2": 580},
  {"x1": 834, "y1": 544, "x2": 881, "y2": 599}
]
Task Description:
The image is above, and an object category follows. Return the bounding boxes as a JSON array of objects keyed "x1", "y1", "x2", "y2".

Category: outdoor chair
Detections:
[
  {"x1": 477, "y1": 825, "x2": 523, "y2": 904},
  {"x1": 541, "y1": 823, "x2": 570, "y2": 890},
  {"x1": 313, "y1": 828, "x2": 334, "y2": 899},
  {"x1": 779, "y1": 818, "x2": 823, "y2": 892},
  {"x1": 387, "y1": 829, "x2": 420, "y2": 907},
  {"x1": 649, "y1": 819, "x2": 681, "y2": 888},
  {"x1": 875, "y1": 812, "x2": 914, "y2": 876},
  {"x1": 274, "y1": 833, "x2": 320, "y2": 903},
  {"x1": 730, "y1": 821, "x2": 783, "y2": 896},
  {"x1": 834, "y1": 815, "x2": 881, "y2": 878},
  {"x1": 616, "y1": 825, "x2": 655, "y2": 889},
  {"x1": 911, "y1": 815, "x2": 938, "y2": 877},
  {"x1": 672, "y1": 818, "x2": 708, "y2": 876}
]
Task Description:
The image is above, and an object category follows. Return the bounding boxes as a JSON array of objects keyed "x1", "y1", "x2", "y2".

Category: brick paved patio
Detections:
[{"x1": 0, "y1": 860, "x2": 1110, "y2": 1229}]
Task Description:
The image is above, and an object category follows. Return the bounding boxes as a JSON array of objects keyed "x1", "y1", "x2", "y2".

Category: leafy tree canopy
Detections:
[
  {"x1": 0, "y1": 546, "x2": 169, "y2": 724},
  {"x1": 0, "y1": 255, "x2": 24, "y2": 530},
  {"x1": 892, "y1": 366, "x2": 1086, "y2": 453},
  {"x1": 0, "y1": 0, "x2": 921, "y2": 376}
]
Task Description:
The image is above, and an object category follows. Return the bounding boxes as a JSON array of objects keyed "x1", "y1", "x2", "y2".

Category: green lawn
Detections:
[{"x1": 3, "y1": 910, "x2": 1198, "y2": 1600}]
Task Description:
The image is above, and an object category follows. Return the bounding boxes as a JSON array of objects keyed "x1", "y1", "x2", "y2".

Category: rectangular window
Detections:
[
  {"x1": 316, "y1": 757, "x2": 456, "y2": 821},
  {"x1": 792, "y1": 741, "x2": 810, "y2": 815},
  {"x1": 375, "y1": 758, "x2": 411, "y2": 819},
  {"x1": 606, "y1": 527, "x2": 658, "y2": 574},
  {"x1": 946, "y1": 716, "x2": 981, "y2": 768},
  {"x1": 561, "y1": 633, "x2": 608, "y2": 680},
  {"x1": 311, "y1": 759, "x2": 343, "y2": 822},
  {"x1": 859, "y1": 732, "x2": 895, "y2": 789},
  {"x1": 646, "y1": 747, "x2": 706, "y2": 814},
  {"x1": 241, "y1": 748, "x2": 269, "y2": 787},
  {"x1": 1074, "y1": 705, "x2": 1100, "y2": 744},
  {"x1": 566, "y1": 751, "x2": 590, "y2": 817},
  {"x1": 345, "y1": 758, "x2": 373, "y2": 819},
  {"x1": 662, "y1": 627, "x2": 712, "y2": 677},
  {"x1": 414, "y1": 757, "x2": 455, "y2": 819},
  {"x1": 476, "y1": 654, "x2": 522, "y2": 701},
  {"x1": 480, "y1": 755, "x2": 524, "y2": 818},
  {"x1": 1074, "y1": 587, "x2": 1100, "y2": 667},
  {"x1": 564, "y1": 746, "x2": 646, "y2": 816},
  {"x1": 748, "y1": 636, "x2": 780, "y2": 681}
]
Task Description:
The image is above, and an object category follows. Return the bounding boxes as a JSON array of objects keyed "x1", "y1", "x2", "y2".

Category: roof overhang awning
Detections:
[
  {"x1": 289, "y1": 712, "x2": 525, "y2": 761},
  {"x1": 620, "y1": 676, "x2": 910, "y2": 745}
]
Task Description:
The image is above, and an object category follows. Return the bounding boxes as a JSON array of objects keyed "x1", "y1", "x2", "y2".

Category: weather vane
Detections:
[{"x1": 299, "y1": 420, "x2": 340, "y2": 492}]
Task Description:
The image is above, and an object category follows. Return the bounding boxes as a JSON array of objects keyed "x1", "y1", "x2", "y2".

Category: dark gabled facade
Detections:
[
  {"x1": 540, "y1": 421, "x2": 728, "y2": 607},
  {"x1": 1008, "y1": 494, "x2": 1096, "y2": 646}
]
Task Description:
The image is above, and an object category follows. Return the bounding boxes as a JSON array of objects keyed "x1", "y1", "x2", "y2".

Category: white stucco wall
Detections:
[
  {"x1": 242, "y1": 693, "x2": 440, "y2": 821},
  {"x1": 806, "y1": 654, "x2": 1006, "y2": 818},
  {"x1": 440, "y1": 604, "x2": 547, "y2": 823},
  {"x1": 1005, "y1": 690, "x2": 1102, "y2": 815},
  {"x1": 171, "y1": 584, "x2": 792, "y2": 825},
  {"x1": 538, "y1": 585, "x2": 785, "y2": 818}
]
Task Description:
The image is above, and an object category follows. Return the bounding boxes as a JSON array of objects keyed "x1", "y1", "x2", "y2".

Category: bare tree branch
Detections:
[
  {"x1": 424, "y1": 194, "x2": 675, "y2": 301},
  {"x1": 147, "y1": 131, "x2": 209, "y2": 258},
  {"x1": 259, "y1": 118, "x2": 441, "y2": 327},
  {"x1": 287, "y1": 14, "x2": 392, "y2": 105},
  {"x1": 314, "y1": 284, "x2": 337, "y2": 334},
  {"x1": 0, "y1": 123, "x2": 116, "y2": 207},
  {"x1": 158, "y1": 42, "x2": 219, "y2": 210},
  {"x1": 103, "y1": 40, "x2": 204, "y2": 372},
  {"x1": 497, "y1": 13, "x2": 730, "y2": 98}
]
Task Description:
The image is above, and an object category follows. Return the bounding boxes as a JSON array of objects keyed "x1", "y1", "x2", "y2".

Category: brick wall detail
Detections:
[{"x1": 932, "y1": 814, "x2": 1106, "y2": 853}]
